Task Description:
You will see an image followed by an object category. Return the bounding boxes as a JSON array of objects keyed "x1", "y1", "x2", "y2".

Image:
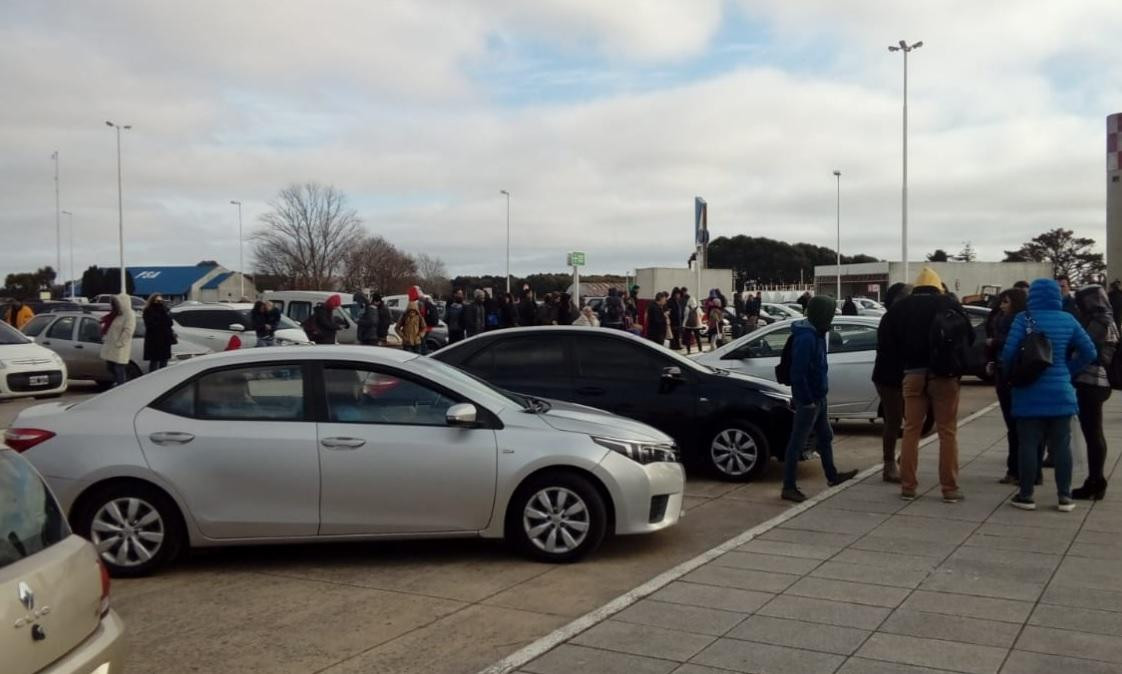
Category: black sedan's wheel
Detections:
[
  {"x1": 74, "y1": 482, "x2": 184, "y2": 577},
  {"x1": 509, "y1": 472, "x2": 607, "y2": 563},
  {"x1": 707, "y1": 421, "x2": 770, "y2": 481}
]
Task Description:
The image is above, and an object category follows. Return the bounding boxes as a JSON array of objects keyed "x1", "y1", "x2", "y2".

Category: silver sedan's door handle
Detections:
[
  {"x1": 320, "y1": 437, "x2": 366, "y2": 449},
  {"x1": 149, "y1": 432, "x2": 195, "y2": 445}
]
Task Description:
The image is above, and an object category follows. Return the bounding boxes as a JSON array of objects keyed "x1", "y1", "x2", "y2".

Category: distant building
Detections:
[
  {"x1": 814, "y1": 261, "x2": 1053, "y2": 301},
  {"x1": 126, "y1": 264, "x2": 257, "y2": 303}
]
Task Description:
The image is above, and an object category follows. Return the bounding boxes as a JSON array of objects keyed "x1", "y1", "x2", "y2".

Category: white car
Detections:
[
  {"x1": 0, "y1": 321, "x2": 68, "y2": 400},
  {"x1": 852, "y1": 298, "x2": 886, "y2": 316},
  {"x1": 7, "y1": 346, "x2": 684, "y2": 575},
  {"x1": 170, "y1": 302, "x2": 311, "y2": 349},
  {"x1": 694, "y1": 316, "x2": 883, "y2": 420},
  {"x1": 1, "y1": 447, "x2": 126, "y2": 673},
  {"x1": 761, "y1": 303, "x2": 803, "y2": 321}
]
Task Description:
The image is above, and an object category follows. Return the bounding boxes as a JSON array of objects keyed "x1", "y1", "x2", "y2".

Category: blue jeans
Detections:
[
  {"x1": 783, "y1": 399, "x2": 839, "y2": 489},
  {"x1": 1016, "y1": 417, "x2": 1072, "y2": 499}
]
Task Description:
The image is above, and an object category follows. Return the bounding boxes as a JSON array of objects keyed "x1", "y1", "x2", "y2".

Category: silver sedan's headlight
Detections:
[{"x1": 593, "y1": 437, "x2": 678, "y2": 465}]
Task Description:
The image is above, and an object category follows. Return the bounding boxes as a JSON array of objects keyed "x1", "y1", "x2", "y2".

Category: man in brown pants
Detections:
[{"x1": 882, "y1": 267, "x2": 973, "y2": 502}]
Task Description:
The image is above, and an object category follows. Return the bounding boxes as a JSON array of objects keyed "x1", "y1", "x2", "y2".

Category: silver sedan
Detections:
[
  {"x1": 694, "y1": 316, "x2": 883, "y2": 420},
  {"x1": 6, "y1": 346, "x2": 684, "y2": 576}
]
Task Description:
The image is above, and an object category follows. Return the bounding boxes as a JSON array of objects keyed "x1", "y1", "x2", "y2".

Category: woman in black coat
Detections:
[{"x1": 142, "y1": 294, "x2": 175, "y2": 371}]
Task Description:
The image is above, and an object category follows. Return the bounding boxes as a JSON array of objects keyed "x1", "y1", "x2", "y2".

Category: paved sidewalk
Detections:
[{"x1": 506, "y1": 401, "x2": 1122, "y2": 674}]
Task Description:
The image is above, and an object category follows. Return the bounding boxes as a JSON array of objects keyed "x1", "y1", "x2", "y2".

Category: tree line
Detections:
[{"x1": 706, "y1": 235, "x2": 879, "y2": 287}]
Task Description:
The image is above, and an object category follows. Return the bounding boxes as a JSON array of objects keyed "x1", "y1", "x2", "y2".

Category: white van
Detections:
[{"x1": 262, "y1": 291, "x2": 360, "y2": 344}]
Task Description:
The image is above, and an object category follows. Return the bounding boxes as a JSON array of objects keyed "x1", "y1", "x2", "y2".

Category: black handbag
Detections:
[{"x1": 1008, "y1": 311, "x2": 1052, "y2": 387}]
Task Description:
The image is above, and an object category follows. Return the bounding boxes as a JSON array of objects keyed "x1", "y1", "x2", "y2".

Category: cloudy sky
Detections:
[{"x1": 2, "y1": 1, "x2": 1119, "y2": 281}]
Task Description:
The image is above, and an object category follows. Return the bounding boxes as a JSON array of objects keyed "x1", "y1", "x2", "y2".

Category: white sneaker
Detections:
[{"x1": 1057, "y1": 496, "x2": 1076, "y2": 513}]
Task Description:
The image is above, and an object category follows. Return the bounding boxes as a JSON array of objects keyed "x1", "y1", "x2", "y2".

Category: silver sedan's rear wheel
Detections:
[
  {"x1": 708, "y1": 422, "x2": 769, "y2": 481},
  {"x1": 509, "y1": 472, "x2": 607, "y2": 563},
  {"x1": 75, "y1": 482, "x2": 184, "y2": 577}
]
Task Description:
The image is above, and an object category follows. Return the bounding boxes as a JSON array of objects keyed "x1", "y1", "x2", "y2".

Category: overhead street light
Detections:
[
  {"x1": 230, "y1": 200, "x2": 244, "y2": 299},
  {"x1": 61, "y1": 210, "x2": 74, "y2": 299},
  {"x1": 833, "y1": 170, "x2": 842, "y2": 301},
  {"x1": 106, "y1": 121, "x2": 132, "y2": 294},
  {"x1": 500, "y1": 189, "x2": 511, "y2": 294},
  {"x1": 888, "y1": 39, "x2": 922, "y2": 280}
]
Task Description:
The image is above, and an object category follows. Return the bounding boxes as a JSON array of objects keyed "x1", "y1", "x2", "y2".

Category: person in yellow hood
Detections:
[
  {"x1": 881, "y1": 266, "x2": 975, "y2": 502},
  {"x1": 3, "y1": 298, "x2": 33, "y2": 329}
]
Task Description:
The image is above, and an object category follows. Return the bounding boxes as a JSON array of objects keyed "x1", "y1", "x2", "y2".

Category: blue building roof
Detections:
[
  {"x1": 200, "y1": 272, "x2": 233, "y2": 290},
  {"x1": 126, "y1": 266, "x2": 217, "y2": 296}
]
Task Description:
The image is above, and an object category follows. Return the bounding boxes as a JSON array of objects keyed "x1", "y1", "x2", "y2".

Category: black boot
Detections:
[{"x1": 1073, "y1": 479, "x2": 1107, "y2": 501}]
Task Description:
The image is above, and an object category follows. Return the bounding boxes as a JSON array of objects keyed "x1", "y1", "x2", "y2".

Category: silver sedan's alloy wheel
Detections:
[
  {"x1": 711, "y1": 428, "x2": 759, "y2": 477},
  {"x1": 522, "y1": 487, "x2": 590, "y2": 555},
  {"x1": 91, "y1": 497, "x2": 165, "y2": 568}
]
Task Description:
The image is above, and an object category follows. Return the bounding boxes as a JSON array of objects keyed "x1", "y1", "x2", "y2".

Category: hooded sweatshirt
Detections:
[
  {"x1": 789, "y1": 296, "x2": 836, "y2": 405},
  {"x1": 882, "y1": 267, "x2": 972, "y2": 374},
  {"x1": 1074, "y1": 285, "x2": 1119, "y2": 388},
  {"x1": 1001, "y1": 278, "x2": 1096, "y2": 418}
]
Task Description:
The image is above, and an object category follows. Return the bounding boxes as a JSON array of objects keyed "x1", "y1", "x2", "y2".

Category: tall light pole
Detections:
[
  {"x1": 52, "y1": 151, "x2": 61, "y2": 294},
  {"x1": 888, "y1": 39, "x2": 922, "y2": 281},
  {"x1": 230, "y1": 200, "x2": 244, "y2": 298},
  {"x1": 500, "y1": 189, "x2": 511, "y2": 294},
  {"x1": 106, "y1": 121, "x2": 132, "y2": 294},
  {"x1": 61, "y1": 210, "x2": 74, "y2": 298},
  {"x1": 833, "y1": 170, "x2": 842, "y2": 300}
]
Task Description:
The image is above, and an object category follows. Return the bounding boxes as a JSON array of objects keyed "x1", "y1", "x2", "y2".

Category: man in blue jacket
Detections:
[{"x1": 782, "y1": 296, "x2": 858, "y2": 502}]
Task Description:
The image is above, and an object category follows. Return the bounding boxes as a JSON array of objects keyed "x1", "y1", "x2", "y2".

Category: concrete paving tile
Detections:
[
  {"x1": 822, "y1": 498, "x2": 908, "y2": 515},
  {"x1": 523, "y1": 644, "x2": 678, "y2": 674},
  {"x1": 786, "y1": 576, "x2": 911, "y2": 608},
  {"x1": 831, "y1": 548, "x2": 939, "y2": 572},
  {"x1": 572, "y1": 620, "x2": 715, "y2": 662},
  {"x1": 837, "y1": 657, "x2": 952, "y2": 674},
  {"x1": 726, "y1": 615, "x2": 869, "y2": 655},
  {"x1": 684, "y1": 564, "x2": 801, "y2": 593},
  {"x1": 671, "y1": 665, "x2": 738, "y2": 674},
  {"x1": 881, "y1": 608, "x2": 1022, "y2": 648},
  {"x1": 1083, "y1": 510, "x2": 1122, "y2": 533},
  {"x1": 868, "y1": 514, "x2": 980, "y2": 544},
  {"x1": 851, "y1": 535, "x2": 959, "y2": 559},
  {"x1": 900, "y1": 590, "x2": 1034, "y2": 623},
  {"x1": 710, "y1": 551, "x2": 821, "y2": 575},
  {"x1": 784, "y1": 507, "x2": 889, "y2": 536},
  {"x1": 855, "y1": 632, "x2": 1007, "y2": 674},
  {"x1": 1029, "y1": 603, "x2": 1122, "y2": 637},
  {"x1": 1000, "y1": 650, "x2": 1122, "y2": 673},
  {"x1": 736, "y1": 539, "x2": 838, "y2": 561},
  {"x1": 1040, "y1": 583, "x2": 1122, "y2": 612},
  {"x1": 920, "y1": 569, "x2": 1045, "y2": 602},
  {"x1": 810, "y1": 560, "x2": 931, "y2": 589},
  {"x1": 984, "y1": 506, "x2": 1087, "y2": 530},
  {"x1": 1065, "y1": 542, "x2": 1122, "y2": 560},
  {"x1": 1051, "y1": 555, "x2": 1122, "y2": 592},
  {"x1": 760, "y1": 527, "x2": 862, "y2": 547},
  {"x1": 899, "y1": 496, "x2": 1001, "y2": 522},
  {"x1": 651, "y1": 581, "x2": 775, "y2": 614},
  {"x1": 614, "y1": 599, "x2": 748, "y2": 637},
  {"x1": 947, "y1": 546, "x2": 1062, "y2": 576},
  {"x1": 962, "y1": 531, "x2": 1071, "y2": 555},
  {"x1": 1016, "y1": 624, "x2": 1122, "y2": 664},
  {"x1": 691, "y1": 638, "x2": 845, "y2": 673},
  {"x1": 975, "y1": 521, "x2": 1079, "y2": 542},
  {"x1": 757, "y1": 594, "x2": 892, "y2": 630}
]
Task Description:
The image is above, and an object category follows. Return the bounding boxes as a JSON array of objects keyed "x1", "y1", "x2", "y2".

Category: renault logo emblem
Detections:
[{"x1": 17, "y1": 582, "x2": 33, "y2": 611}]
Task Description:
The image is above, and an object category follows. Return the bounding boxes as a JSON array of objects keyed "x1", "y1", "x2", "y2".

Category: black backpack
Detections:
[
  {"x1": 422, "y1": 299, "x2": 439, "y2": 327},
  {"x1": 929, "y1": 308, "x2": 972, "y2": 377},
  {"x1": 775, "y1": 334, "x2": 796, "y2": 385}
]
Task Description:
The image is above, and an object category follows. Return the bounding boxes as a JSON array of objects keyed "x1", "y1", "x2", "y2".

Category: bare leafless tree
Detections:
[
  {"x1": 414, "y1": 252, "x2": 451, "y2": 298},
  {"x1": 253, "y1": 183, "x2": 362, "y2": 289},
  {"x1": 342, "y1": 235, "x2": 418, "y2": 294}
]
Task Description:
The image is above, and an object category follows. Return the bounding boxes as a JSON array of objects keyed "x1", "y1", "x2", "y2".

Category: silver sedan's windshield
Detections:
[{"x1": 407, "y1": 356, "x2": 530, "y2": 410}]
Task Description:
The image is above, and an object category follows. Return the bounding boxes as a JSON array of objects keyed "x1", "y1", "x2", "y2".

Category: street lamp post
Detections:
[
  {"x1": 230, "y1": 200, "x2": 244, "y2": 299},
  {"x1": 888, "y1": 39, "x2": 922, "y2": 281},
  {"x1": 500, "y1": 190, "x2": 511, "y2": 294},
  {"x1": 833, "y1": 170, "x2": 842, "y2": 301},
  {"x1": 106, "y1": 121, "x2": 132, "y2": 294},
  {"x1": 52, "y1": 151, "x2": 61, "y2": 294},
  {"x1": 61, "y1": 210, "x2": 74, "y2": 298}
]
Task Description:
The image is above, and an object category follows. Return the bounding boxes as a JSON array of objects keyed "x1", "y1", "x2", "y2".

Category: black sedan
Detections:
[{"x1": 431, "y1": 326, "x2": 794, "y2": 481}]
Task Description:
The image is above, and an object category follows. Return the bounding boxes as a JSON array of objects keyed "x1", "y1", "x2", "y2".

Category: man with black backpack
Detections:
[
  {"x1": 778, "y1": 295, "x2": 858, "y2": 502},
  {"x1": 883, "y1": 267, "x2": 974, "y2": 502}
]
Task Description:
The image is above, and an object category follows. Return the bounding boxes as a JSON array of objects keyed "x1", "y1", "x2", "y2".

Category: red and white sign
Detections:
[
  {"x1": 867, "y1": 284, "x2": 879, "y2": 292},
  {"x1": 1109, "y1": 113, "x2": 1121, "y2": 172}
]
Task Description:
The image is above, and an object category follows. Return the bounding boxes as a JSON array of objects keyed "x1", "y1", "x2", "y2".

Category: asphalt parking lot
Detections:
[{"x1": 2, "y1": 377, "x2": 998, "y2": 674}]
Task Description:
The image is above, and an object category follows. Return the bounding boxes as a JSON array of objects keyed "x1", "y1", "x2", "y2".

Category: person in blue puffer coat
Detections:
[{"x1": 1001, "y1": 278, "x2": 1096, "y2": 512}]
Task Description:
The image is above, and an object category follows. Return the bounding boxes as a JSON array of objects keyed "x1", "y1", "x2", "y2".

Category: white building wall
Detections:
[
  {"x1": 634, "y1": 267, "x2": 734, "y2": 300},
  {"x1": 887, "y1": 261, "x2": 1053, "y2": 294}
]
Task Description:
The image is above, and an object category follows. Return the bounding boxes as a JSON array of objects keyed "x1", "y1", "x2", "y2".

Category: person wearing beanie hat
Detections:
[
  {"x1": 310, "y1": 294, "x2": 345, "y2": 344},
  {"x1": 882, "y1": 266, "x2": 974, "y2": 502},
  {"x1": 781, "y1": 295, "x2": 858, "y2": 502}
]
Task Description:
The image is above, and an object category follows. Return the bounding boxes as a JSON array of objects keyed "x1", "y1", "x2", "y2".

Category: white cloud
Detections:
[{"x1": 1, "y1": 0, "x2": 1118, "y2": 285}]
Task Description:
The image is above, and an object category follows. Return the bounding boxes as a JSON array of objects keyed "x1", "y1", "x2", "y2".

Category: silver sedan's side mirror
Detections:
[
  {"x1": 446, "y1": 403, "x2": 478, "y2": 427},
  {"x1": 228, "y1": 323, "x2": 246, "y2": 332}
]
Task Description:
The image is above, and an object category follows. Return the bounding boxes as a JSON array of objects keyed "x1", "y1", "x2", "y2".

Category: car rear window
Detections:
[
  {"x1": 20, "y1": 315, "x2": 54, "y2": 337},
  {"x1": 0, "y1": 451, "x2": 69, "y2": 569}
]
